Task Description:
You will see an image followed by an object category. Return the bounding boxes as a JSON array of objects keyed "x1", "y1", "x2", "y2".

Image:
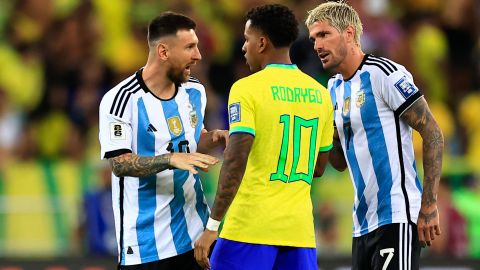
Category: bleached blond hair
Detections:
[{"x1": 305, "y1": 1, "x2": 363, "y2": 46}]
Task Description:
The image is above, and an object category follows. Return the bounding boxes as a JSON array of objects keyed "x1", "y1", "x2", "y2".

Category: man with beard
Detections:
[
  {"x1": 99, "y1": 12, "x2": 228, "y2": 270},
  {"x1": 305, "y1": 2, "x2": 444, "y2": 270}
]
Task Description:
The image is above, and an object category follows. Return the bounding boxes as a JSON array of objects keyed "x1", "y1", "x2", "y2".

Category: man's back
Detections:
[{"x1": 221, "y1": 64, "x2": 333, "y2": 247}]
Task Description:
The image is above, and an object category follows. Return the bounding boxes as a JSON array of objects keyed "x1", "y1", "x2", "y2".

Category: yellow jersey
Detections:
[{"x1": 221, "y1": 64, "x2": 333, "y2": 247}]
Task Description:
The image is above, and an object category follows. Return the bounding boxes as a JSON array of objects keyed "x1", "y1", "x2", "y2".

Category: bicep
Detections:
[{"x1": 399, "y1": 97, "x2": 434, "y2": 135}]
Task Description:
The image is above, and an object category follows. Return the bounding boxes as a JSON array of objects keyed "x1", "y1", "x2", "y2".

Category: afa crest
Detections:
[
  {"x1": 356, "y1": 91, "x2": 365, "y2": 108},
  {"x1": 187, "y1": 102, "x2": 198, "y2": 128},
  {"x1": 342, "y1": 97, "x2": 351, "y2": 116},
  {"x1": 167, "y1": 116, "x2": 183, "y2": 136}
]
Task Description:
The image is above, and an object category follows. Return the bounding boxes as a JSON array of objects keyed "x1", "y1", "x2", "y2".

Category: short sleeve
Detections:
[
  {"x1": 319, "y1": 90, "x2": 334, "y2": 152},
  {"x1": 381, "y1": 69, "x2": 423, "y2": 115},
  {"x1": 228, "y1": 80, "x2": 255, "y2": 136},
  {"x1": 99, "y1": 93, "x2": 133, "y2": 159}
]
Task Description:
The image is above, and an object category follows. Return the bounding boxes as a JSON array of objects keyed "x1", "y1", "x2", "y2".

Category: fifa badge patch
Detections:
[
  {"x1": 342, "y1": 97, "x2": 351, "y2": 116},
  {"x1": 356, "y1": 91, "x2": 365, "y2": 108},
  {"x1": 167, "y1": 116, "x2": 183, "y2": 136},
  {"x1": 229, "y1": 102, "x2": 241, "y2": 123},
  {"x1": 110, "y1": 122, "x2": 126, "y2": 140},
  {"x1": 187, "y1": 102, "x2": 198, "y2": 128},
  {"x1": 394, "y1": 76, "x2": 417, "y2": 99}
]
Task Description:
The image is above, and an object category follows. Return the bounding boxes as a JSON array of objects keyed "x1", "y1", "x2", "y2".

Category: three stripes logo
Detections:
[{"x1": 147, "y1": 124, "x2": 157, "y2": 132}]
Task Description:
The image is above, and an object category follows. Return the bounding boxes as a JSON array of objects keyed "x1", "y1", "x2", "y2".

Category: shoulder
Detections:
[
  {"x1": 100, "y1": 73, "x2": 142, "y2": 118},
  {"x1": 181, "y1": 76, "x2": 206, "y2": 94},
  {"x1": 362, "y1": 55, "x2": 405, "y2": 78}
]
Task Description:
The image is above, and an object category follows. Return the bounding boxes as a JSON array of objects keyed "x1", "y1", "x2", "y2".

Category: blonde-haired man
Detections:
[{"x1": 306, "y1": 2, "x2": 444, "y2": 270}]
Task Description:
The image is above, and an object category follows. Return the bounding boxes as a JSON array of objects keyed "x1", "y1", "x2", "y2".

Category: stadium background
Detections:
[{"x1": 0, "y1": 0, "x2": 479, "y2": 269}]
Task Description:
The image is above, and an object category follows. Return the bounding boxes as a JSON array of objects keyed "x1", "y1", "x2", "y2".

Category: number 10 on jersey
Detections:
[{"x1": 270, "y1": 115, "x2": 319, "y2": 185}]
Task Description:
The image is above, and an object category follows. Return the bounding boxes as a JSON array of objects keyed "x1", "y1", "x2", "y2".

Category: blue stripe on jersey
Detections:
[
  {"x1": 193, "y1": 174, "x2": 208, "y2": 226},
  {"x1": 136, "y1": 98, "x2": 160, "y2": 262},
  {"x1": 186, "y1": 88, "x2": 203, "y2": 143},
  {"x1": 360, "y1": 72, "x2": 393, "y2": 227},
  {"x1": 343, "y1": 81, "x2": 369, "y2": 233},
  {"x1": 186, "y1": 88, "x2": 208, "y2": 226},
  {"x1": 413, "y1": 161, "x2": 422, "y2": 192},
  {"x1": 161, "y1": 99, "x2": 193, "y2": 254},
  {"x1": 329, "y1": 79, "x2": 342, "y2": 112}
]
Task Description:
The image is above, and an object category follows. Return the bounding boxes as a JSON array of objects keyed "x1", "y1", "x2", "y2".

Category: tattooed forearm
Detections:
[
  {"x1": 401, "y1": 97, "x2": 444, "y2": 207},
  {"x1": 109, "y1": 153, "x2": 172, "y2": 177},
  {"x1": 329, "y1": 137, "x2": 347, "y2": 171},
  {"x1": 210, "y1": 134, "x2": 253, "y2": 220},
  {"x1": 419, "y1": 208, "x2": 438, "y2": 224}
]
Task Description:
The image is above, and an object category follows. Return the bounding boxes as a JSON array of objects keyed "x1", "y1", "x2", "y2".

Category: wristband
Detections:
[{"x1": 206, "y1": 217, "x2": 221, "y2": 231}]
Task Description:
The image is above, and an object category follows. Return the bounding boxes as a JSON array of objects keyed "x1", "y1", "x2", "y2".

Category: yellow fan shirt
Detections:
[{"x1": 220, "y1": 64, "x2": 333, "y2": 247}]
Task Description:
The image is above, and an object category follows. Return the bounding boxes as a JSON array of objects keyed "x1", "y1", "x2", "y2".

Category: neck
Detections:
[
  {"x1": 261, "y1": 47, "x2": 292, "y2": 69},
  {"x1": 338, "y1": 46, "x2": 365, "y2": 79},
  {"x1": 142, "y1": 58, "x2": 176, "y2": 99}
]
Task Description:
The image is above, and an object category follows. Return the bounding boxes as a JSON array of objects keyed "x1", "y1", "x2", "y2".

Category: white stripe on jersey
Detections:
[
  {"x1": 328, "y1": 55, "x2": 423, "y2": 237},
  {"x1": 99, "y1": 69, "x2": 209, "y2": 265}
]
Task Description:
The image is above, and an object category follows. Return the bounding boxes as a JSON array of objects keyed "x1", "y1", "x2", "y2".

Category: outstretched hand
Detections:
[
  {"x1": 417, "y1": 204, "x2": 441, "y2": 247},
  {"x1": 169, "y1": 152, "x2": 219, "y2": 174},
  {"x1": 197, "y1": 129, "x2": 229, "y2": 154}
]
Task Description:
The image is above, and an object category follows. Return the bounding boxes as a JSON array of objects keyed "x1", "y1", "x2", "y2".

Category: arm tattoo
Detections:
[
  {"x1": 210, "y1": 134, "x2": 253, "y2": 220},
  {"x1": 109, "y1": 153, "x2": 172, "y2": 177},
  {"x1": 401, "y1": 97, "x2": 444, "y2": 207},
  {"x1": 418, "y1": 208, "x2": 438, "y2": 224}
]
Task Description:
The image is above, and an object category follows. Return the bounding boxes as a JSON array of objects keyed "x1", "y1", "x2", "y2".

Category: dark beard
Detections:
[{"x1": 167, "y1": 68, "x2": 188, "y2": 85}]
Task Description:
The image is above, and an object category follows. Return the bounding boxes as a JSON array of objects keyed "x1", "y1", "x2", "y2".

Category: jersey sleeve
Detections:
[
  {"x1": 99, "y1": 92, "x2": 133, "y2": 159},
  {"x1": 319, "y1": 89, "x2": 334, "y2": 152},
  {"x1": 381, "y1": 69, "x2": 423, "y2": 115},
  {"x1": 228, "y1": 80, "x2": 255, "y2": 136}
]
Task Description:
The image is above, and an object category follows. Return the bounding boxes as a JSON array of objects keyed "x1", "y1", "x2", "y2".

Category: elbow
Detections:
[{"x1": 331, "y1": 163, "x2": 347, "y2": 172}]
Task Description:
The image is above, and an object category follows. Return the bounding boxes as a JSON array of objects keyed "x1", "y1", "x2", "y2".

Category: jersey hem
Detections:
[
  {"x1": 352, "y1": 218, "x2": 415, "y2": 237},
  {"x1": 219, "y1": 235, "x2": 315, "y2": 248}
]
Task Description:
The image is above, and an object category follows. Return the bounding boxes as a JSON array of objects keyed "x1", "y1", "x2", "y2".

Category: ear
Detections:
[
  {"x1": 258, "y1": 36, "x2": 268, "y2": 53},
  {"x1": 157, "y1": 43, "x2": 168, "y2": 60},
  {"x1": 344, "y1": 25, "x2": 356, "y2": 44}
]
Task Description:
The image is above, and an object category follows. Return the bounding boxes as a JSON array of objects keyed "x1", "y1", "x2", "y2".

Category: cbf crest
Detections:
[
  {"x1": 342, "y1": 97, "x2": 351, "y2": 116},
  {"x1": 167, "y1": 116, "x2": 183, "y2": 136},
  {"x1": 356, "y1": 91, "x2": 365, "y2": 108},
  {"x1": 187, "y1": 102, "x2": 198, "y2": 128}
]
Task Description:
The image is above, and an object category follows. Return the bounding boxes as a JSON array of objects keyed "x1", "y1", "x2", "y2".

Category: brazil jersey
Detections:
[{"x1": 220, "y1": 64, "x2": 333, "y2": 247}]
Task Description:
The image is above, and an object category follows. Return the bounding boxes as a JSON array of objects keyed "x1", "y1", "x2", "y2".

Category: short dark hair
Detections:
[
  {"x1": 147, "y1": 12, "x2": 196, "y2": 47},
  {"x1": 245, "y1": 4, "x2": 299, "y2": 48}
]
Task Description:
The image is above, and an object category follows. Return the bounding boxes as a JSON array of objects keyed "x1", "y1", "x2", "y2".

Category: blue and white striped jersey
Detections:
[
  {"x1": 99, "y1": 69, "x2": 209, "y2": 265},
  {"x1": 328, "y1": 54, "x2": 423, "y2": 237}
]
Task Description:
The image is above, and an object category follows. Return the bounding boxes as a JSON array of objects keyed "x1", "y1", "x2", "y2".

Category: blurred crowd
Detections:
[{"x1": 0, "y1": 0, "x2": 479, "y2": 260}]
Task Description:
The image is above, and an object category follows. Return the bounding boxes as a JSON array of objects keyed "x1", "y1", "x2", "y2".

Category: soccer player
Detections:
[
  {"x1": 194, "y1": 4, "x2": 333, "y2": 270},
  {"x1": 305, "y1": 2, "x2": 444, "y2": 270},
  {"x1": 98, "y1": 12, "x2": 228, "y2": 270}
]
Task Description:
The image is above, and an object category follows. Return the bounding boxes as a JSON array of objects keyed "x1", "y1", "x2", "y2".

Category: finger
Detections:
[
  {"x1": 429, "y1": 227, "x2": 436, "y2": 241},
  {"x1": 420, "y1": 241, "x2": 426, "y2": 248},
  {"x1": 435, "y1": 225, "x2": 441, "y2": 236},
  {"x1": 417, "y1": 227, "x2": 425, "y2": 242},
  {"x1": 192, "y1": 153, "x2": 219, "y2": 164},
  {"x1": 423, "y1": 227, "x2": 432, "y2": 243},
  {"x1": 426, "y1": 240, "x2": 431, "y2": 246}
]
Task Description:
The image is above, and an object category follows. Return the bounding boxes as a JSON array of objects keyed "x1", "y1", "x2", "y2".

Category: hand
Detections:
[
  {"x1": 194, "y1": 229, "x2": 218, "y2": 270},
  {"x1": 198, "y1": 129, "x2": 229, "y2": 154},
  {"x1": 169, "y1": 152, "x2": 219, "y2": 174},
  {"x1": 417, "y1": 204, "x2": 441, "y2": 247}
]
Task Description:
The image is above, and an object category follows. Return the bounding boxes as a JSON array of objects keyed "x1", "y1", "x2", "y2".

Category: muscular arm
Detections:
[
  {"x1": 109, "y1": 153, "x2": 172, "y2": 177},
  {"x1": 209, "y1": 133, "x2": 254, "y2": 220},
  {"x1": 400, "y1": 97, "x2": 444, "y2": 245},
  {"x1": 109, "y1": 151, "x2": 218, "y2": 177},
  {"x1": 314, "y1": 151, "x2": 330, "y2": 177},
  {"x1": 329, "y1": 128, "x2": 347, "y2": 171}
]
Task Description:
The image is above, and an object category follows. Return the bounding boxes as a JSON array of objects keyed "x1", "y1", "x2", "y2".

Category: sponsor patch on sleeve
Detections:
[
  {"x1": 394, "y1": 76, "x2": 417, "y2": 99},
  {"x1": 110, "y1": 122, "x2": 126, "y2": 140},
  {"x1": 229, "y1": 102, "x2": 241, "y2": 124}
]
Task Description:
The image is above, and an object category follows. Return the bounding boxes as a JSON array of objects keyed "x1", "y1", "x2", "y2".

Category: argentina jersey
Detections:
[
  {"x1": 99, "y1": 69, "x2": 209, "y2": 265},
  {"x1": 328, "y1": 55, "x2": 424, "y2": 237}
]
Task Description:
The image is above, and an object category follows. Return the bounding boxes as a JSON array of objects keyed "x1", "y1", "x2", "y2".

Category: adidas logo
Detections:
[
  {"x1": 127, "y1": 246, "x2": 134, "y2": 254},
  {"x1": 147, "y1": 124, "x2": 157, "y2": 132}
]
